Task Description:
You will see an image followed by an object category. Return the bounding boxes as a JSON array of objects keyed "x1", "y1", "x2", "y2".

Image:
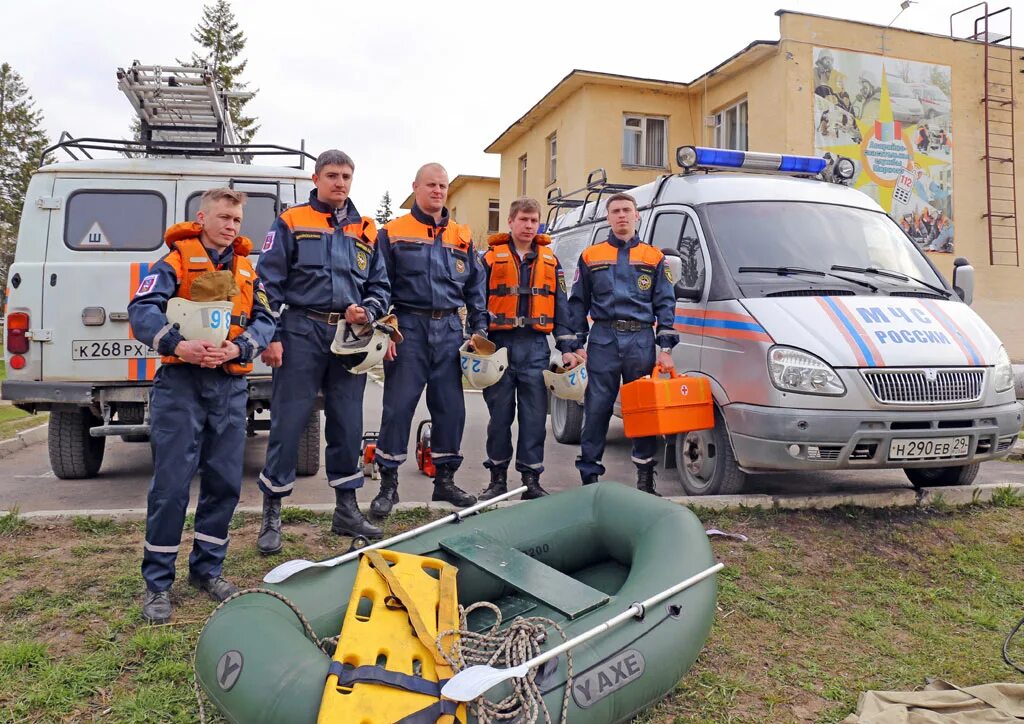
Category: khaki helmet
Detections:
[
  {"x1": 331, "y1": 313, "x2": 403, "y2": 374},
  {"x1": 166, "y1": 298, "x2": 234, "y2": 345},
  {"x1": 543, "y1": 363, "x2": 588, "y2": 403},
  {"x1": 459, "y1": 334, "x2": 508, "y2": 390}
]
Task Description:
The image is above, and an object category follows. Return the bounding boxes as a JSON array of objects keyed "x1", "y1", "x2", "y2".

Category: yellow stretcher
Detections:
[{"x1": 318, "y1": 549, "x2": 465, "y2": 724}]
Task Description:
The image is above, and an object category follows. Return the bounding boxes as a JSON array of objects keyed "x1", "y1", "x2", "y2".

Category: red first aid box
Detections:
[{"x1": 620, "y1": 365, "x2": 714, "y2": 438}]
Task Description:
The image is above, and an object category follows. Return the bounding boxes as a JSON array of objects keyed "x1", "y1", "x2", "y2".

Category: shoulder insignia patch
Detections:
[
  {"x1": 135, "y1": 274, "x2": 158, "y2": 296},
  {"x1": 455, "y1": 258, "x2": 466, "y2": 274},
  {"x1": 664, "y1": 266, "x2": 674, "y2": 283},
  {"x1": 356, "y1": 250, "x2": 369, "y2": 271},
  {"x1": 637, "y1": 274, "x2": 653, "y2": 291},
  {"x1": 262, "y1": 231, "x2": 275, "y2": 252}
]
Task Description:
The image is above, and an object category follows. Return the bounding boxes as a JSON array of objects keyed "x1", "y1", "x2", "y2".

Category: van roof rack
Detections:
[
  {"x1": 41, "y1": 61, "x2": 316, "y2": 168},
  {"x1": 545, "y1": 168, "x2": 634, "y2": 230}
]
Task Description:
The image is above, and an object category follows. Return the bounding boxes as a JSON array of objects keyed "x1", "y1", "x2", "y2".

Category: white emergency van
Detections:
[
  {"x1": 1, "y1": 62, "x2": 318, "y2": 479},
  {"x1": 547, "y1": 147, "x2": 1023, "y2": 495}
]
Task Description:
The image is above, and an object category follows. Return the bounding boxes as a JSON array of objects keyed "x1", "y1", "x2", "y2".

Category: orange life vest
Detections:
[
  {"x1": 159, "y1": 222, "x2": 256, "y2": 376},
  {"x1": 483, "y1": 233, "x2": 557, "y2": 333}
]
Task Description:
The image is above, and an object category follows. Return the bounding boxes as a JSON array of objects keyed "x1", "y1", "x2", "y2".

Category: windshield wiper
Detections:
[
  {"x1": 738, "y1": 266, "x2": 878, "y2": 292},
  {"x1": 830, "y1": 265, "x2": 950, "y2": 298}
]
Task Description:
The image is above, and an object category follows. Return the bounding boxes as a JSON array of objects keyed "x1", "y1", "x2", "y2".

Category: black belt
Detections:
[
  {"x1": 296, "y1": 308, "x2": 343, "y2": 325},
  {"x1": 593, "y1": 319, "x2": 651, "y2": 332},
  {"x1": 394, "y1": 306, "x2": 458, "y2": 320}
]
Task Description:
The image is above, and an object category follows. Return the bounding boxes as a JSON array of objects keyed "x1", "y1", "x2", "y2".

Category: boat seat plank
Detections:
[{"x1": 440, "y1": 530, "x2": 609, "y2": 619}]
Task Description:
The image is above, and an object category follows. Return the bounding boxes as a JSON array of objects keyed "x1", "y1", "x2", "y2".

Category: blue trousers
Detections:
[
  {"x1": 259, "y1": 309, "x2": 367, "y2": 497},
  {"x1": 576, "y1": 326, "x2": 657, "y2": 479},
  {"x1": 376, "y1": 313, "x2": 465, "y2": 471},
  {"x1": 482, "y1": 330, "x2": 550, "y2": 474},
  {"x1": 142, "y1": 364, "x2": 247, "y2": 592}
]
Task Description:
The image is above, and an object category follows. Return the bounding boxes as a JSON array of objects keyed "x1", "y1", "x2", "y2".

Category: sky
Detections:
[{"x1": 3, "y1": 0, "x2": 989, "y2": 215}]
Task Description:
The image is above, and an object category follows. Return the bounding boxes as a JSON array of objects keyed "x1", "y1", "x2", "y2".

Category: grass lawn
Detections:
[{"x1": 2, "y1": 499, "x2": 1024, "y2": 722}]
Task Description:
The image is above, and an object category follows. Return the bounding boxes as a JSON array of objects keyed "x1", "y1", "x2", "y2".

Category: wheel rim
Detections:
[{"x1": 679, "y1": 429, "x2": 717, "y2": 493}]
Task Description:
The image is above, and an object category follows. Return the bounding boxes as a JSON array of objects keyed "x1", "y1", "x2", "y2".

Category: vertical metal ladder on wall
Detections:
[
  {"x1": 951, "y1": 4, "x2": 1018, "y2": 266},
  {"x1": 115, "y1": 60, "x2": 253, "y2": 163}
]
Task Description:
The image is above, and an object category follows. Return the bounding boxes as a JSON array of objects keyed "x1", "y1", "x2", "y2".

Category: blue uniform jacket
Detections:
[
  {"x1": 257, "y1": 191, "x2": 390, "y2": 340},
  {"x1": 569, "y1": 232, "x2": 679, "y2": 349},
  {"x1": 128, "y1": 244, "x2": 276, "y2": 363},
  {"x1": 378, "y1": 204, "x2": 488, "y2": 333}
]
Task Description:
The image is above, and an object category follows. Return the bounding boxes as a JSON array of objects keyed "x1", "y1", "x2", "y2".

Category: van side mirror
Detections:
[
  {"x1": 661, "y1": 247, "x2": 701, "y2": 301},
  {"x1": 952, "y1": 256, "x2": 974, "y2": 305}
]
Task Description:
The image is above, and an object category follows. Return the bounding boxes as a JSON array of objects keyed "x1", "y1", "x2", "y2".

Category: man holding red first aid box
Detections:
[{"x1": 568, "y1": 192, "x2": 679, "y2": 495}]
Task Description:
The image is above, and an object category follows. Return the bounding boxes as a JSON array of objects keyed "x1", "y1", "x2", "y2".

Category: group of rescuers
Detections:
[{"x1": 128, "y1": 149, "x2": 680, "y2": 623}]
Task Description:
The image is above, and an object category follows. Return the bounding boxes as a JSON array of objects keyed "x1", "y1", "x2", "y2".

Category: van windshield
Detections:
[{"x1": 703, "y1": 201, "x2": 944, "y2": 292}]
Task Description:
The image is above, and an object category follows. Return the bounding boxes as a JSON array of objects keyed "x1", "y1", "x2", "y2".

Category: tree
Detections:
[
  {"x1": 187, "y1": 0, "x2": 259, "y2": 145},
  {"x1": 375, "y1": 191, "x2": 393, "y2": 226},
  {"x1": 0, "y1": 63, "x2": 49, "y2": 305}
]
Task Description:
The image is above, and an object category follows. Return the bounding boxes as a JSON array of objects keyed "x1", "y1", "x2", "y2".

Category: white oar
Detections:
[
  {"x1": 441, "y1": 561, "x2": 724, "y2": 703},
  {"x1": 262, "y1": 486, "x2": 528, "y2": 584}
]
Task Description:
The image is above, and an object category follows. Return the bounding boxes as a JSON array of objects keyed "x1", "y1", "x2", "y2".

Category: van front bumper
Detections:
[{"x1": 723, "y1": 401, "x2": 1023, "y2": 471}]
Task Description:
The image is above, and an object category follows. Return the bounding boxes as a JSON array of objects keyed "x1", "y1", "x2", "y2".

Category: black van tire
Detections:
[
  {"x1": 904, "y1": 463, "x2": 980, "y2": 488},
  {"x1": 49, "y1": 408, "x2": 105, "y2": 479},
  {"x1": 550, "y1": 394, "x2": 584, "y2": 445},
  {"x1": 296, "y1": 410, "x2": 320, "y2": 477},
  {"x1": 674, "y1": 407, "x2": 746, "y2": 496}
]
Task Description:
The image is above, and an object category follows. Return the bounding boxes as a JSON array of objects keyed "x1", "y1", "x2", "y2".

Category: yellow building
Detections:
[
  {"x1": 401, "y1": 174, "x2": 499, "y2": 250},
  {"x1": 485, "y1": 8, "x2": 1024, "y2": 357}
]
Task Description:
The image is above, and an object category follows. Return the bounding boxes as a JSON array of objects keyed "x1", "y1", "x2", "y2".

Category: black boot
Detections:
[
  {"x1": 257, "y1": 494, "x2": 283, "y2": 555},
  {"x1": 370, "y1": 467, "x2": 399, "y2": 518},
  {"x1": 431, "y1": 465, "x2": 477, "y2": 507},
  {"x1": 332, "y1": 488, "x2": 383, "y2": 539},
  {"x1": 521, "y1": 470, "x2": 549, "y2": 500},
  {"x1": 637, "y1": 466, "x2": 661, "y2": 497},
  {"x1": 479, "y1": 468, "x2": 508, "y2": 501},
  {"x1": 582, "y1": 474, "x2": 599, "y2": 486}
]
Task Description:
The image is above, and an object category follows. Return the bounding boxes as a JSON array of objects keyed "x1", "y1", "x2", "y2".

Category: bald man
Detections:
[{"x1": 370, "y1": 163, "x2": 488, "y2": 516}]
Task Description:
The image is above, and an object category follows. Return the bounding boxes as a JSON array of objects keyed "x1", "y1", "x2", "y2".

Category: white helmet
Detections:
[
  {"x1": 543, "y1": 363, "x2": 588, "y2": 403},
  {"x1": 331, "y1": 314, "x2": 403, "y2": 374},
  {"x1": 166, "y1": 298, "x2": 234, "y2": 345},
  {"x1": 459, "y1": 334, "x2": 508, "y2": 390}
]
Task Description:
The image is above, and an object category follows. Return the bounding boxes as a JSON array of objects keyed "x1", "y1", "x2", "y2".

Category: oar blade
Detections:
[
  {"x1": 441, "y1": 663, "x2": 530, "y2": 702},
  {"x1": 262, "y1": 559, "x2": 312, "y2": 584}
]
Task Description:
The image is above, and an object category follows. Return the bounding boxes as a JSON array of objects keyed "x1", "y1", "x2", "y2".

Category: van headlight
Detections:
[
  {"x1": 993, "y1": 346, "x2": 1014, "y2": 393},
  {"x1": 768, "y1": 346, "x2": 846, "y2": 396}
]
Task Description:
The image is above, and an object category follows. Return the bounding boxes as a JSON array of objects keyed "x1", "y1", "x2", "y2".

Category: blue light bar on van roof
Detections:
[{"x1": 676, "y1": 146, "x2": 828, "y2": 176}]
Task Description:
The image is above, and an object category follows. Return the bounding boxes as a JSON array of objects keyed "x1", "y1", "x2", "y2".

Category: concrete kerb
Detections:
[
  {"x1": 0, "y1": 423, "x2": 49, "y2": 460},
  {"x1": 5, "y1": 482, "x2": 1023, "y2": 522}
]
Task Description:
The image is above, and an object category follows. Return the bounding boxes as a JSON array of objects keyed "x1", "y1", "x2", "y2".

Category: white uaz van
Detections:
[{"x1": 547, "y1": 147, "x2": 1022, "y2": 496}]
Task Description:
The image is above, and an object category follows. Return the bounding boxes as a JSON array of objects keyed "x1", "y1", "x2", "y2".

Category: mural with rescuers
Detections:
[{"x1": 127, "y1": 150, "x2": 673, "y2": 625}]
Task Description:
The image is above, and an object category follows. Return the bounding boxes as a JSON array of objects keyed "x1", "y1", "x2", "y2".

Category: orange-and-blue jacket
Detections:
[
  {"x1": 378, "y1": 204, "x2": 488, "y2": 332},
  {"x1": 569, "y1": 231, "x2": 679, "y2": 349},
  {"x1": 257, "y1": 190, "x2": 390, "y2": 340},
  {"x1": 127, "y1": 222, "x2": 276, "y2": 371}
]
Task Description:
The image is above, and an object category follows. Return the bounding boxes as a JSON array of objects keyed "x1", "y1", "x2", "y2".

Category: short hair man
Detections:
[
  {"x1": 477, "y1": 197, "x2": 583, "y2": 500},
  {"x1": 568, "y1": 192, "x2": 679, "y2": 495},
  {"x1": 370, "y1": 163, "x2": 488, "y2": 516},
  {"x1": 254, "y1": 150, "x2": 390, "y2": 554},
  {"x1": 128, "y1": 188, "x2": 276, "y2": 623}
]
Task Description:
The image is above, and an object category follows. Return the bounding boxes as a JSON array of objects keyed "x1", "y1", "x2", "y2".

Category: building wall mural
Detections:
[{"x1": 813, "y1": 47, "x2": 953, "y2": 253}]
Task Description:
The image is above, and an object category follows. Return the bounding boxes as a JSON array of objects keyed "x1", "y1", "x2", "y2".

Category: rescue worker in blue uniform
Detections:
[
  {"x1": 255, "y1": 150, "x2": 390, "y2": 553},
  {"x1": 478, "y1": 197, "x2": 583, "y2": 501},
  {"x1": 371, "y1": 163, "x2": 488, "y2": 516},
  {"x1": 129, "y1": 188, "x2": 275, "y2": 624},
  {"x1": 569, "y1": 192, "x2": 679, "y2": 495}
]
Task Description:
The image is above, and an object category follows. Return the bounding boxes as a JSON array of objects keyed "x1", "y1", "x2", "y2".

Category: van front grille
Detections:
[{"x1": 862, "y1": 368, "x2": 984, "y2": 405}]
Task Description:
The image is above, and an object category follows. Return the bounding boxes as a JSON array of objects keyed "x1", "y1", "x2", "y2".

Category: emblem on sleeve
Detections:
[
  {"x1": 664, "y1": 267, "x2": 673, "y2": 283},
  {"x1": 455, "y1": 258, "x2": 466, "y2": 274},
  {"x1": 262, "y1": 231, "x2": 275, "y2": 252},
  {"x1": 356, "y1": 251, "x2": 368, "y2": 271},
  {"x1": 637, "y1": 274, "x2": 652, "y2": 291},
  {"x1": 135, "y1": 274, "x2": 158, "y2": 296}
]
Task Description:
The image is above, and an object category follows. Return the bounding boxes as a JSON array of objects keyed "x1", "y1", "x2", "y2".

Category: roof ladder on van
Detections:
[
  {"x1": 545, "y1": 168, "x2": 635, "y2": 231},
  {"x1": 951, "y1": 4, "x2": 1018, "y2": 266},
  {"x1": 116, "y1": 60, "x2": 253, "y2": 163}
]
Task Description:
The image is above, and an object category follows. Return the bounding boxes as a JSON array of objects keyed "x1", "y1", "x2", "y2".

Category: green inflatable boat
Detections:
[{"x1": 195, "y1": 483, "x2": 719, "y2": 723}]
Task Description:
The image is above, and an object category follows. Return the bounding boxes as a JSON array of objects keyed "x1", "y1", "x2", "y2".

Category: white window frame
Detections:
[
  {"x1": 622, "y1": 114, "x2": 668, "y2": 169},
  {"x1": 713, "y1": 99, "x2": 748, "y2": 151},
  {"x1": 547, "y1": 133, "x2": 557, "y2": 185},
  {"x1": 518, "y1": 154, "x2": 528, "y2": 195}
]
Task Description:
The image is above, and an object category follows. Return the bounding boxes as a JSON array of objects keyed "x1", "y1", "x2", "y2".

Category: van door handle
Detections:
[{"x1": 49, "y1": 273, "x2": 57, "y2": 287}]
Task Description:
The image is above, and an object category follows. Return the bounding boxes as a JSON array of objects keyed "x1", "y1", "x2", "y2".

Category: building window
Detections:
[
  {"x1": 547, "y1": 133, "x2": 557, "y2": 184},
  {"x1": 714, "y1": 99, "x2": 748, "y2": 151},
  {"x1": 518, "y1": 154, "x2": 528, "y2": 195},
  {"x1": 622, "y1": 115, "x2": 667, "y2": 168},
  {"x1": 487, "y1": 199, "x2": 500, "y2": 233}
]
